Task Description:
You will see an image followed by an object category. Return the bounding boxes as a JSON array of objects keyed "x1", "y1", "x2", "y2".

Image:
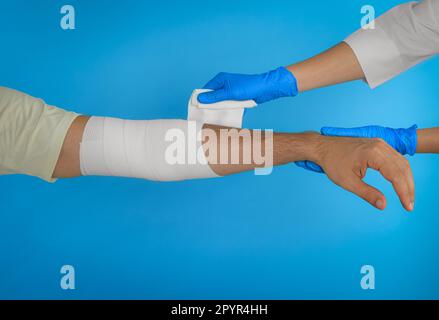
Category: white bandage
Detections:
[
  {"x1": 187, "y1": 89, "x2": 256, "y2": 128},
  {"x1": 80, "y1": 117, "x2": 219, "y2": 181}
]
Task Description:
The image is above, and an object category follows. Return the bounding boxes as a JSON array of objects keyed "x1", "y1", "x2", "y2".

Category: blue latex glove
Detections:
[
  {"x1": 295, "y1": 125, "x2": 418, "y2": 174},
  {"x1": 197, "y1": 67, "x2": 298, "y2": 105}
]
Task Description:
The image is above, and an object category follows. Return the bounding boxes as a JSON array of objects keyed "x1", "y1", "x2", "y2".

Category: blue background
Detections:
[{"x1": 0, "y1": 0, "x2": 438, "y2": 299}]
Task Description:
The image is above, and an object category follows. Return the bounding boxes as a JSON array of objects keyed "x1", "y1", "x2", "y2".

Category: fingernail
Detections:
[
  {"x1": 409, "y1": 202, "x2": 415, "y2": 211},
  {"x1": 375, "y1": 200, "x2": 384, "y2": 210}
]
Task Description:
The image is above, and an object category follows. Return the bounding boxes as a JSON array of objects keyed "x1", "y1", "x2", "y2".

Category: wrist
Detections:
[
  {"x1": 292, "y1": 132, "x2": 326, "y2": 163},
  {"x1": 287, "y1": 64, "x2": 306, "y2": 93},
  {"x1": 394, "y1": 124, "x2": 418, "y2": 156},
  {"x1": 307, "y1": 133, "x2": 330, "y2": 164},
  {"x1": 268, "y1": 67, "x2": 298, "y2": 98}
]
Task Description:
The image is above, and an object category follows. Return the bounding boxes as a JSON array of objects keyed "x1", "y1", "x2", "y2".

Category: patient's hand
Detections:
[
  {"x1": 296, "y1": 124, "x2": 418, "y2": 173},
  {"x1": 313, "y1": 135, "x2": 415, "y2": 211}
]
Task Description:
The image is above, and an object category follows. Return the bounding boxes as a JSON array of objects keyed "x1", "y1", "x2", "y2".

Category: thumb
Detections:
[
  {"x1": 343, "y1": 176, "x2": 387, "y2": 210},
  {"x1": 295, "y1": 161, "x2": 324, "y2": 173},
  {"x1": 197, "y1": 89, "x2": 229, "y2": 104}
]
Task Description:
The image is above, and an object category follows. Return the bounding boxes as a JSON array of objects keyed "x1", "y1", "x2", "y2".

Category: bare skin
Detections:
[
  {"x1": 53, "y1": 117, "x2": 415, "y2": 211},
  {"x1": 316, "y1": 136, "x2": 414, "y2": 211},
  {"x1": 417, "y1": 128, "x2": 439, "y2": 153},
  {"x1": 287, "y1": 42, "x2": 364, "y2": 92},
  {"x1": 52, "y1": 115, "x2": 90, "y2": 178}
]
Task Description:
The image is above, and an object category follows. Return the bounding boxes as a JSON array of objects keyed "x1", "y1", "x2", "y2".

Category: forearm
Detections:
[
  {"x1": 203, "y1": 124, "x2": 320, "y2": 176},
  {"x1": 416, "y1": 128, "x2": 439, "y2": 154},
  {"x1": 287, "y1": 42, "x2": 364, "y2": 92}
]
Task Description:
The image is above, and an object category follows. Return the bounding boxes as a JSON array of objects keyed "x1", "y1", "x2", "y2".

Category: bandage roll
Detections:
[
  {"x1": 187, "y1": 89, "x2": 256, "y2": 128},
  {"x1": 80, "y1": 117, "x2": 219, "y2": 181}
]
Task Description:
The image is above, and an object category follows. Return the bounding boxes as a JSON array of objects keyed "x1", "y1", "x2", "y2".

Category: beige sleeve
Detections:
[{"x1": 0, "y1": 87, "x2": 79, "y2": 182}]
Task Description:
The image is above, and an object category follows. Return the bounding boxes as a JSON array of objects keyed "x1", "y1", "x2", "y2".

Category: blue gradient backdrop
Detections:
[{"x1": 0, "y1": 0, "x2": 438, "y2": 299}]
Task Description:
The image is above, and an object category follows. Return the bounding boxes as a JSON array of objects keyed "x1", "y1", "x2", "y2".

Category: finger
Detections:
[
  {"x1": 390, "y1": 173, "x2": 414, "y2": 212},
  {"x1": 406, "y1": 162, "x2": 415, "y2": 209},
  {"x1": 372, "y1": 155, "x2": 415, "y2": 211},
  {"x1": 197, "y1": 89, "x2": 229, "y2": 104},
  {"x1": 202, "y1": 73, "x2": 226, "y2": 90},
  {"x1": 393, "y1": 157, "x2": 415, "y2": 211},
  {"x1": 341, "y1": 175, "x2": 387, "y2": 210},
  {"x1": 321, "y1": 126, "x2": 371, "y2": 138}
]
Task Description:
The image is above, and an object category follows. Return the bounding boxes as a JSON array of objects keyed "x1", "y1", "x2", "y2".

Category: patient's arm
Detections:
[
  {"x1": 54, "y1": 117, "x2": 415, "y2": 211},
  {"x1": 53, "y1": 116, "x2": 322, "y2": 178},
  {"x1": 53, "y1": 115, "x2": 89, "y2": 178}
]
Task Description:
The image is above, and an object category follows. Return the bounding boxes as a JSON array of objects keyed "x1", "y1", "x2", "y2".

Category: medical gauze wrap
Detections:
[
  {"x1": 79, "y1": 117, "x2": 219, "y2": 181},
  {"x1": 0, "y1": 86, "x2": 79, "y2": 182},
  {"x1": 187, "y1": 89, "x2": 256, "y2": 128}
]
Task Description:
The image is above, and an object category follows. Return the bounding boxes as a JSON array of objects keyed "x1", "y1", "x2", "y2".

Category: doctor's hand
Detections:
[
  {"x1": 197, "y1": 67, "x2": 298, "y2": 105},
  {"x1": 312, "y1": 135, "x2": 415, "y2": 211},
  {"x1": 296, "y1": 124, "x2": 418, "y2": 173}
]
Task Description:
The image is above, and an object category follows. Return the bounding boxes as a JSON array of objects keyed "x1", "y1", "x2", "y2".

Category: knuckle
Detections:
[
  {"x1": 333, "y1": 174, "x2": 350, "y2": 188},
  {"x1": 353, "y1": 160, "x2": 364, "y2": 171},
  {"x1": 364, "y1": 139, "x2": 385, "y2": 156},
  {"x1": 338, "y1": 176, "x2": 350, "y2": 186},
  {"x1": 399, "y1": 157, "x2": 411, "y2": 172},
  {"x1": 393, "y1": 174, "x2": 405, "y2": 186},
  {"x1": 363, "y1": 190, "x2": 376, "y2": 202},
  {"x1": 370, "y1": 138, "x2": 387, "y2": 150},
  {"x1": 372, "y1": 137, "x2": 385, "y2": 144}
]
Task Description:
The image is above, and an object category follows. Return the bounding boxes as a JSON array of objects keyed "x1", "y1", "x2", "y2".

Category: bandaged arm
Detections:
[
  {"x1": 0, "y1": 86, "x2": 318, "y2": 181},
  {"x1": 55, "y1": 116, "x2": 319, "y2": 180}
]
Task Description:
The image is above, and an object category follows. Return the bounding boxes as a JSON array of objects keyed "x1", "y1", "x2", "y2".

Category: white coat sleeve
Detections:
[{"x1": 344, "y1": 0, "x2": 439, "y2": 88}]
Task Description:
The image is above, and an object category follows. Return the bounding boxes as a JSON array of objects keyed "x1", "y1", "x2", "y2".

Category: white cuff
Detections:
[
  {"x1": 344, "y1": 26, "x2": 404, "y2": 89},
  {"x1": 344, "y1": 1, "x2": 439, "y2": 89}
]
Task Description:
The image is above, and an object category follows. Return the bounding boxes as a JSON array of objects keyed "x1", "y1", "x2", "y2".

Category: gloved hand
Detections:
[
  {"x1": 295, "y1": 125, "x2": 418, "y2": 173},
  {"x1": 197, "y1": 67, "x2": 298, "y2": 105}
]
